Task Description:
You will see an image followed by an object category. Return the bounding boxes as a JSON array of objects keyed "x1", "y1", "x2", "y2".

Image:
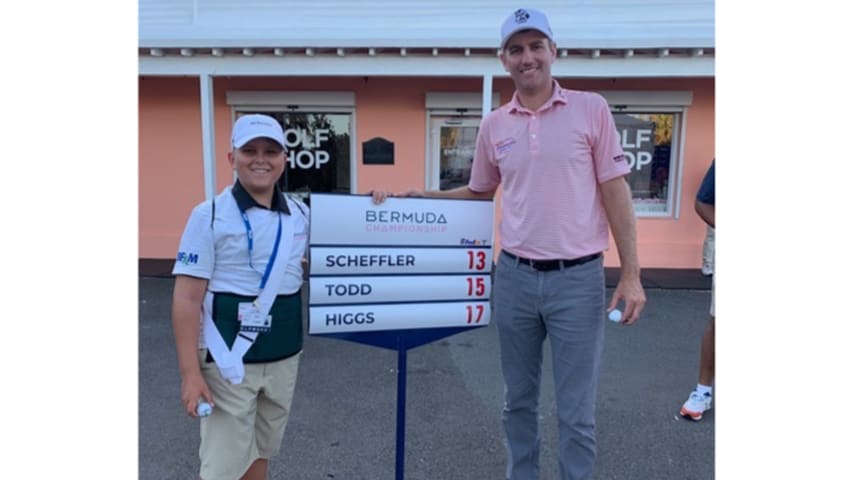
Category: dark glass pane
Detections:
[
  {"x1": 439, "y1": 125, "x2": 478, "y2": 190},
  {"x1": 613, "y1": 113, "x2": 674, "y2": 214}
]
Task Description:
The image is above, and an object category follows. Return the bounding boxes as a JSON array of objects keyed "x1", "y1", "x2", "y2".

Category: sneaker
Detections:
[
  {"x1": 701, "y1": 263, "x2": 714, "y2": 276},
  {"x1": 680, "y1": 391, "x2": 712, "y2": 421}
]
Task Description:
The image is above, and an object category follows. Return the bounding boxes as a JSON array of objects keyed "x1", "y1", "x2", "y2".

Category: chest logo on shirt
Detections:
[{"x1": 495, "y1": 138, "x2": 517, "y2": 155}]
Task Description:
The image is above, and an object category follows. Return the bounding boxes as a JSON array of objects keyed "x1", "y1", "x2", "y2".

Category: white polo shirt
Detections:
[{"x1": 172, "y1": 181, "x2": 309, "y2": 296}]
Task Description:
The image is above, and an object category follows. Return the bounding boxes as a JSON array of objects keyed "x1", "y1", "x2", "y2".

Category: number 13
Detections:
[{"x1": 467, "y1": 251, "x2": 486, "y2": 270}]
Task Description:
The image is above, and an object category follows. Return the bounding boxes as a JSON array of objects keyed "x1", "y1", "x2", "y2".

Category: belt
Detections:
[{"x1": 503, "y1": 250, "x2": 601, "y2": 272}]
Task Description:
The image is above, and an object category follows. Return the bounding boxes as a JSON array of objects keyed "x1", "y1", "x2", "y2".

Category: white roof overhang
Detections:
[{"x1": 139, "y1": 1, "x2": 714, "y2": 78}]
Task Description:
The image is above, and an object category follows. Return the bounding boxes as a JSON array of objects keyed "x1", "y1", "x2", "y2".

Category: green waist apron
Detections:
[{"x1": 207, "y1": 290, "x2": 303, "y2": 364}]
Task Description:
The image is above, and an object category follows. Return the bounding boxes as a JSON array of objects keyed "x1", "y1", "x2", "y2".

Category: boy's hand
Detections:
[{"x1": 181, "y1": 371, "x2": 214, "y2": 418}]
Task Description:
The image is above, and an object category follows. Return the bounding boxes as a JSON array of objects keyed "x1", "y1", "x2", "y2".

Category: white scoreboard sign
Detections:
[{"x1": 308, "y1": 194, "x2": 494, "y2": 334}]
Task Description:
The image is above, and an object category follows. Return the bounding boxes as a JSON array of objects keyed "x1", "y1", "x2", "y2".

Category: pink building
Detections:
[{"x1": 139, "y1": 1, "x2": 714, "y2": 272}]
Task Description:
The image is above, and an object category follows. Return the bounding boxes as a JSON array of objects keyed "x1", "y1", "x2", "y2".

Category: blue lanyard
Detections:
[{"x1": 240, "y1": 211, "x2": 283, "y2": 289}]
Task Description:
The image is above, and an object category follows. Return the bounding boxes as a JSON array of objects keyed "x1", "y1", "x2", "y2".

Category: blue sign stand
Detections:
[{"x1": 316, "y1": 325, "x2": 487, "y2": 480}]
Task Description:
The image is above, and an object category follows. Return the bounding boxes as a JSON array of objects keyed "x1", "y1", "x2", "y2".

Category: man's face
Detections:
[
  {"x1": 228, "y1": 137, "x2": 286, "y2": 195},
  {"x1": 500, "y1": 30, "x2": 557, "y2": 95}
]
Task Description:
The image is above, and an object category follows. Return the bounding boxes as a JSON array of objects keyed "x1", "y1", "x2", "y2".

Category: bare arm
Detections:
[
  {"x1": 171, "y1": 275, "x2": 214, "y2": 416},
  {"x1": 695, "y1": 200, "x2": 715, "y2": 228},
  {"x1": 599, "y1": 177, "x2": 646, "y2": 324}
]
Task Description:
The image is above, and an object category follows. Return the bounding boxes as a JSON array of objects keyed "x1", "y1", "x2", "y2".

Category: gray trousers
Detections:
[{"x1": 493, "y1": 251, "x2": 606, "y2": 480}]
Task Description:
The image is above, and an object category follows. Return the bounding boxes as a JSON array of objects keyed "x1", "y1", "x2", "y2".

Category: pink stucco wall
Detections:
[{"x1": 139, "y1": 76, "x2": 714, "y2": 268}]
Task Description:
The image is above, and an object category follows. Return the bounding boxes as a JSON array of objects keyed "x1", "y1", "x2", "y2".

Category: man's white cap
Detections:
[
  {"x1": 500, "y1": 8, "x2": 554, "y2": 49},
  {"x1": 231, "y1": 114, "x2": 286, "y2": 149}
]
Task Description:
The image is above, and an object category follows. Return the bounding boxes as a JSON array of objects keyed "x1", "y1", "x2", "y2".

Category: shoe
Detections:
[
  {"x1": 701, "y1": 264, "x2": 713, "y2": 276},
  {"x1": 680, "y1": 391, "x2": 712, "y2": 421}
]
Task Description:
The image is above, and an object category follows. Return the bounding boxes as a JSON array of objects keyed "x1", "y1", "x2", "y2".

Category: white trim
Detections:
[
  {"x1": 139, "y1": 55, "x2": 714, "y2": 78},
  {"x1": 482, "y1": 74, "x2": 494, "y2": 114},
  {"x1": 199, "y1": 75, "x2": 217, "y2": 200},
  {"x1": 350, "y1": 110, "x2": 358, "y2": 194},
  {"x1": 425, "y1": 92, "x2": 499, "y2": 111},
  {"x1": 674, "y1": 108, "x2": 690, "y2": 220},
  {"x1": 423, "y1": 110, "x2": 431, "y2": 189},
  {"x1": 597, "y1": 90, "x2": 693, "y2": 107},
  {"x1": 668, "y1": 111, "x2": 684, "y2": 218},
  {"x1": 226, "y1": 91, "x2": 355, "y2": 108}
]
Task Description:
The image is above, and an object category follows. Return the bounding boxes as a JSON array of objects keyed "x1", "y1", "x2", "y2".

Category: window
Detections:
[
  {"x1": 227, "y1": 91, "x2": 357, "y2": 205},
  {"x1": 237, "y1": 111, "x2": 351, "y2": 203},
  {"x1": 599, "y1": 90, "x2": 692, "y2": 218},
  {"x1": 613, "y1": 112, "x2": 679, "y2": 216},
  {"x1": 424, "y1": 92, "x2": 499, "y2": 191},
  {"x1": 429, "y1": 117, "x2": 481, "y2": 190}
]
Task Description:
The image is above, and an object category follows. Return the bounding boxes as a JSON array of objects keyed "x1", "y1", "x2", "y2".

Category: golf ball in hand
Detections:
[
  {"x1": 608, "y1": 309, "x2": 622, "y2": 323},
  {"x1": 197, "y1": 401, "x2": 213, "y2": 417}
]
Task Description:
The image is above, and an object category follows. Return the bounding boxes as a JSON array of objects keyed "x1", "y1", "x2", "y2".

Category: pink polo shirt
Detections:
[{"x1": 469, "y1": 81, "x2": 630, "y2": 260}]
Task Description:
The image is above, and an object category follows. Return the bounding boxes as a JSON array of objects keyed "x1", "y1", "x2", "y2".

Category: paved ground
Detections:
[{"x1": 140, "y1": 276, "x2": 714, "y2": 480}]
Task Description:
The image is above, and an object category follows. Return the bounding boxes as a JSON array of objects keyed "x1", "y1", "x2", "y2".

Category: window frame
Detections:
[
  {"x1": 424, "y1": 92, "x2": 499, "y2": 190},
  {"x1": 597, "y1": 90, "x2": 693, "y2": 219},
  {"x1": 426, "y1": 116, "x2": 483, "y2": 191}
]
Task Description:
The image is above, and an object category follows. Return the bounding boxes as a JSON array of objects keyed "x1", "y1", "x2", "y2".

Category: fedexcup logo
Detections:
[{"x1": 514, "y1": 9, "x2": 530, "y2": 23}]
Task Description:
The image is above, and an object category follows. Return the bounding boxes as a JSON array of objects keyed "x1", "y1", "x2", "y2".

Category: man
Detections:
[
  {"x1": 171, "y1": 114, "x2": 309, "y2": 480},
  {"x1": 680, "y1": 160, "x2": 715, "y2": 421},
  {"x1": 372, "y1": 8, "x2": 645, "y2": 480}
]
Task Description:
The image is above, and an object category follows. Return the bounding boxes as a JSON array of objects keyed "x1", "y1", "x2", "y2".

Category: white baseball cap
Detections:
[
  {"x1": 231, "y1": 114, "x2": 286, "y2": 149},
  {"x1": 500, "y1": 8, "x2": 554, "y2": 49}
]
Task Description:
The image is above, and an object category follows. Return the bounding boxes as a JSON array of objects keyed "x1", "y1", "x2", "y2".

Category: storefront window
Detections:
[
  {"x1": 613, "y1": 112, "x2": 679, "y2": 216},
  {"x1": 427, "y1": 116, "x2": 482, "y2": 191},
  {"x1": 238, "y1": 111, "x2": 351, "y2": 203},
  {"x1": 439, "y1": 124, "x2": 478, "y2": 190}
]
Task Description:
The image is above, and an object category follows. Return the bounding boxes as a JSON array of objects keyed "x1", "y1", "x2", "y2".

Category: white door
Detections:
[{"x1": 427, "y1": 117, "x2": 482, "y2": 191}]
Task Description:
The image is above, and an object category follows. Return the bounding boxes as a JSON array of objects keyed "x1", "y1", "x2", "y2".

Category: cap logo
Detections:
[{"x1": 514, "y1": 9, "x2": 530, "y2": 24}]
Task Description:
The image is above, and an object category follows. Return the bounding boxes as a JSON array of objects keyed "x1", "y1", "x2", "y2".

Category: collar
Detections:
[
  {"x1": 231, "y1": 180, "x2": 291, "y2": 215},
  {"x1": 508, "y1": 79, "x2": 568, "y2": 114}
]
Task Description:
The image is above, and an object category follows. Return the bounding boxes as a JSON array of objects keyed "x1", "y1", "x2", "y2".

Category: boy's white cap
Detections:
[
  {"x1": 500, "y1": 8, "x2": 554, "y2": 49},
  {"x1": 231, "y1": 114, "x2": 285, "y2": 149}
]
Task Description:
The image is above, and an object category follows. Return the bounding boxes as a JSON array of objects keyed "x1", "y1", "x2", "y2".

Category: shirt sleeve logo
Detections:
[{"x1": 177, "y1": 251, "x2": 199, "y2": 265}]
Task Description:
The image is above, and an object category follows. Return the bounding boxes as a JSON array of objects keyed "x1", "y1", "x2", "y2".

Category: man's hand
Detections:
[
  {"x1": 370, "y1": 189, "x2": 425, "y2": 204},
  {"x1": 608, "y1": 274, "x2": 646, "y2": 325}
]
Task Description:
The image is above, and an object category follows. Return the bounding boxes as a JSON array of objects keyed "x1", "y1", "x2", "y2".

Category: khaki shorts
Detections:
[
  {"x1": 710, "y1": 274, "x2": 715, "y2": 317},
  {"x1": 198, "y1": 350, "x2": 301, "y2": 480}
]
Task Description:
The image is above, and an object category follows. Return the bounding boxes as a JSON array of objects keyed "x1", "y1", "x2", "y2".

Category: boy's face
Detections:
[
  {"x1": 228, "y1": 137, "x2": 286, "y2": 196},
  {"x1": 500, "y1": 29, "x2": 557, "y2": 96}
]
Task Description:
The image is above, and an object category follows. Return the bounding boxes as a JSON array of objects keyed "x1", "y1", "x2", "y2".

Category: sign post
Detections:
[{"x1": 308, "y1": 193, "x2": 494, "y2": 480}]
